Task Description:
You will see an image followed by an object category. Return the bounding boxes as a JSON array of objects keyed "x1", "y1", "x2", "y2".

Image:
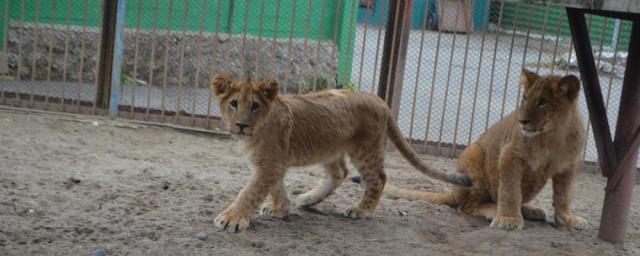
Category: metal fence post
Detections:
[
  {"x1": 96, "y1": 0, "x2": 126, "y2": 116},
  {"x1": 377, "y1": 0, "x2": 412, "y2": 119}
]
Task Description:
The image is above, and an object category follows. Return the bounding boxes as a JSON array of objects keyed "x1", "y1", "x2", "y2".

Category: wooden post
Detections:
[
  {"x1": 377, "y1": 0, "x2": 412, "y2": 119},
  {"x1": 96, "y1": 0, "x2": 125, "y2": 115},
  {"x1": 108, "y1": 0, "x2": 126, "y2": 116}
]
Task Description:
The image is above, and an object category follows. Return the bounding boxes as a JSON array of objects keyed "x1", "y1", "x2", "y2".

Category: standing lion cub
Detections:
[
  {"x1": 372, "y1": 69, "x2": 587, "y2": 230},
  {"x1": 210, "y1": 75, "x2": 471, "y2": 233}
]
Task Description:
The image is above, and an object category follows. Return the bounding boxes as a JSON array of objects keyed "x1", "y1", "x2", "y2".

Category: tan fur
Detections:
[
  {"x1": 209, "y1": 75, "x2": 471, "y2": 233},
  {"x1": 385, "y1": 69, "x2": 588, "y2": 230}
]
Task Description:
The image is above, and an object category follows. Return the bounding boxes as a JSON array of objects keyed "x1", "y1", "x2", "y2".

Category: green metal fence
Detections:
[
  {"x1": 0, "y1": 0, "x2": 357, "y2": 81},
  {"x1": 491, "y1": 1, "x2": 632, "y2": 50}
]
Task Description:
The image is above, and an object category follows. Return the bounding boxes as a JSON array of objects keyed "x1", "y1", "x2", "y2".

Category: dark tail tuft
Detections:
[
  {"x1": 456, "y1": 174, "x2": 473, "y2": 188},
  {"x1": 351, "y1": 176, "x2": 362, "y2": 184}
]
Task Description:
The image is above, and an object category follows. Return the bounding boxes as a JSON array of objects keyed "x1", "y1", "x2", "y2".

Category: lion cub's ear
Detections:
[
  {"x1": 519, "y1": 68, "x2": 538, "y2": 90},
  {"x1": 210, "y1": 75, "x2": 234, "y2": 97},
  {"x1": 556, "y1": 75, "x2": 581, "y2": 102},
  {"x1": 258, "y1": 79, "x2": 280, "y2": 100}
]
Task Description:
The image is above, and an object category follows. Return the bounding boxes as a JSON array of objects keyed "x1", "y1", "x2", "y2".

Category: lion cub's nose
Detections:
[
  {"x1": 236, "y1": 123, "x2": 249, "y2": 132},
  {"x1": 519, "y1": 119, "x2": 531, "y2": 125}
]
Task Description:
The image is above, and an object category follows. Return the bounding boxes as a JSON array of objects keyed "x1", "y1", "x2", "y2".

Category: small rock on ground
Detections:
[
  {"x1": 195, "y1": 231, "x2": 208, "y2": 241},
  {"x1": 94, "y1": 248, "x2": 106, "y2": 256}
]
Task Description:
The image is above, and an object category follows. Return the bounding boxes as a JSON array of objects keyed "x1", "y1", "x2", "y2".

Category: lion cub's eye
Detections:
[
  {"x1": 251, "y1": 102, "x2": 260, "y2": 112},
  {"x1": 230, "y1": 100, "x2": 238, "y2": 109},
  {"x1": 538, "y1": 99, "x2": 548, "y2": 107}
]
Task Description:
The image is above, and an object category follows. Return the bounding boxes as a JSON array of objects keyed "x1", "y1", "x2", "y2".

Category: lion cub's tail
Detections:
[
  {"x1": 386, "y1": 117, "x2": 472, "y2": 188},
  {"x1": 350, "y1": 176, "x2": 457, "y2": 205},
  {"x1": 384, "y1": 183, "x2": 457, "y2": 205}
]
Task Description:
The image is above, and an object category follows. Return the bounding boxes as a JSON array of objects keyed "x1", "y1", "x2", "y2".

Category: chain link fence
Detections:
[
  {"x1": 0, "y1": 0, "x2": 637, "y2": 166},
  {"x1": 351, "y1": 0, "x2": 634, "y2": 166}
]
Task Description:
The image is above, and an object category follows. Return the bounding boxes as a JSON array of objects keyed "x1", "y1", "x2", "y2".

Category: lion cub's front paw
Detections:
[
  {"x1": 260, "y1": 202, "x2": 289, "y2": 218},
  {"x1": 214, "y1": 209, "x2": 251, "y2": 233},
  {"x1": 555, "y1": 214, "x2": 588, "y2": 229},
  {"x1": 490, "y1": 216, "x2": 524, "y2": 230},
  {"x1": 343, "y1": 207, "x2": 372, "y2": 219}
]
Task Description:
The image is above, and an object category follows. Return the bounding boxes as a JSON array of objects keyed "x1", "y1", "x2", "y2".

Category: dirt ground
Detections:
[{"x1": 0, "y1": 109, "x2": 638, "y2": 256}]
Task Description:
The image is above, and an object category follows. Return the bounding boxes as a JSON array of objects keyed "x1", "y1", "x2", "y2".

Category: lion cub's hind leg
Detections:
[
  {"x1": 297, "y1": 156, "x2": 349, "y2": 207},
  {"x1": 462, "y1": 203, "x2": 497, "y2": 221},
  {"x1": 463, "y1": 203, "x2": 547, "y2": 222},
  {"x1": 345, "y1": 145, "x2": 386, "y2": 219},
  {"x1": 521, "y1": 204, "x2": 547, "y2": 221}
]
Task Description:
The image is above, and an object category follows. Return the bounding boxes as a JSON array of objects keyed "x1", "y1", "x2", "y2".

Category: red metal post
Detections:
[
  {"x1": 598, "y1": 19, "x2": 640, "y2": 245},
  {"x1": 567, "y1": 7, "x2": 640, "y2": 245}
]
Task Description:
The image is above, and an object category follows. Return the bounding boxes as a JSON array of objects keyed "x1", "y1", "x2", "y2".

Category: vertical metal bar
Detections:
[
  {"x1": 598, "y1": 18, "x2": 640, "y2": 246},
  {"x1": 408, "y1": 0, "x2": 432, "y2": 141},
  {"x1": 29, "y1": 0, "x2": 41, "y2": 107},
  {"x1": 300, "y1": 0, "x2": 313, "y2": 94},
  {"x1": 436, "y1": 0, "x2": 463, "y2": 155},
  {"x1": 92, "y1": 1, "x2": 104, "y2": 115},
  {"x1": 356, "y1": 2, "x2": 372, "y2": 90},
  {"x1": 76, "y1": 0, "x2": 88, "y2": 113},
  {"x1": 498, "y1": 1, "x2": 520, "y2": 119},
  {"x1": 15, "y1": 0, "x2": 25, "y2": 105},
  {"x1": 534, "y1": 4, "x2": 550, "y2": 73},
  {"x1": 239, "y1": 0, "x2": 250, "y2": 74},
  {"x1": 451, "y1": 0, "x2": 477, "y2": 157},
  {"x1": 254, "y1": 0, "x2": 266, "y2": 82},
  {"x1": 283, "y1": 0, "x2": 298, "y2": 93},
  {"x1": 1, "y1": 0, "x2": 7, "y2": 56},
  {"x1": 339, "y1": 0, "x2": 357, "y2": 85},
  {"x1": 175, "y1": 0, "x2": 190, "y2": 123},
  {"x1": 424, "y1": 0, "x2": 446, "y2": 147},
  {"x1": 378, "y1": 0, "x2": 411, "y2": 119},
  {"x1": 270, "y1": 0, "x2": 282, "y2": 79},
  {"x1": 221, "y1": 1, "x2": 235, "y2": 74},
  {"x1": 381, "y1": 0, "x2": 400, "y2": 103},
  {"x1": 484, "y1": 0, "x2": 505, "y2": 131},
  {"x1": 329, "y1": 0, "x2": 342, "y2": 89},
  {"x1": 564, "y1": 38, "x2": 574, "y2": 76},
  {"x1": 129, "y1": 0, "x2": 143, "y2": 118},
  {"x1": 159, "y1": 0, "x2": 175, "y2": 120},
  {"x1": 370, "y1": 0, "x2": 386, "y2": 94},
  {"x1": 44, "y1": 0, "x2": 57, "y2": 109},
  {"x1": 60, "y1": 0, "x2": 72, "y2": 111},
  {"x1": 467, "y1": 0, "x2": 491, "y2": 146},
  {"x1": 515, "y1": 3, "x2": 533, "y2": 111},
  {"x1": 313, "y1": 0, "x2": 327, "y2": 91},
  {"x1": 108, "y1": 0, "x2": 126, "y2": 117},
  {"x1": 206, "y1": 0, "x2": 223, "y2": 129},
  {"x1": 145, "y1": 0, "x2": 160, "y2": 120},
  {"x1": 566, "y1": 8, "x2": 617, "y2": 177},
  {"x1": 1, "y1": 0, "x2": 9, "y2": 103},
  {"x1": 97, "y1": 0, "x2": 117, "y2": 110},
  {"x1": 190, "y1": 0, "x2": 207, "y2": 126},
  {"x1": 549, "y1": 12, "x2": 564, "y2": 74}
]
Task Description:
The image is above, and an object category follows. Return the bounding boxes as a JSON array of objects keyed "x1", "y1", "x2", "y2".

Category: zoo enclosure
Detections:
[{"x1": 0, "y1": 0, "x2": 637, "y2": 167}]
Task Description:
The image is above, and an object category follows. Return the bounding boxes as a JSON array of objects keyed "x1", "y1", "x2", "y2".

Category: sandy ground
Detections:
[{"x1": 0, "y1": 109, "x2": 638, "y2": 256}]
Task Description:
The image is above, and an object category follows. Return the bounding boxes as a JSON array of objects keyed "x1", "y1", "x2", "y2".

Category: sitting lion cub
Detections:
[
  {"x1": 373, "y1": 69, "x2": 587, "y2": 230},
  {"x1": 210, "y1": 75, "x2": 472, "y2": 232}
]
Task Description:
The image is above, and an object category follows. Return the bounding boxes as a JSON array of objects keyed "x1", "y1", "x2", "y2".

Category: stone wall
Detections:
[{"x1": 6, "y1": 23, "x2": 338, "y2": 91}]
